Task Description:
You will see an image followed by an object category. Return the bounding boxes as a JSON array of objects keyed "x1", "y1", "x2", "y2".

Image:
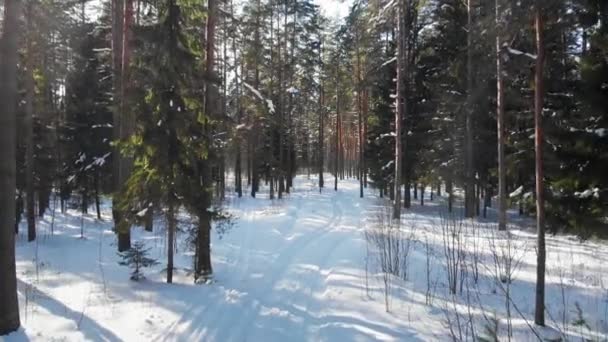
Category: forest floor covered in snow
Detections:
[{"x1": 3, "y1": 176, "x2": 608, "y2": 341}]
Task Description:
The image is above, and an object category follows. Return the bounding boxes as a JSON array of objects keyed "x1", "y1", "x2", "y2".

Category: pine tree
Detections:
[
  {"x1": 118, "y1": 241, "x2": 159, "y2": 281},
  {"x1": 25, "y1": 2, "x2": 37, "y2": 242},
  {"x1": 533, "y1": 0, "x2": 546, "y2": 326},
  {"x1": 0, "y1": 0, "x2": 22, "y2": 334},
  {"x1": 62, "y1": 20, "x2": 113, "y2": 222}
]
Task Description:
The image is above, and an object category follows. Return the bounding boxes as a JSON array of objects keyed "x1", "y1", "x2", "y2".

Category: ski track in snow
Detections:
[
  {"x1": 157, "y1": 180, "x2": 370, "y2": 342},
  {"x1": 7, "y1": 175, "x2": 608, "y2": 342}
]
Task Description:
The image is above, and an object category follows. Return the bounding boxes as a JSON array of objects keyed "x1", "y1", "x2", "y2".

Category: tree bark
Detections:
[
  {"x1": 464, "y1": 0, "x2": 475, "y2": 218},
  {"x1": 447, "y1": 177, "x2": 453, "y2": 212},
  {"x1": 25, "y1": 5, "x2": 36, "y2": 242},
  {"x1": 0, "y1": 0, "x2": 22, "y2": 334},
  {"x1": 334, "y1": 60, "x2": 340, "y2": 192},
  {"x1": 195, "y1": 0, "x2": 216, "y2": 280},
  {"x1": 277, "y1": 4, "x2": 285, "y2": 200},
  {"x1": 318, "y1": 38, "x2": 325, "y2": 192},
  {"x1": 166, "y1": 194, "x2": 176, "y2": 283},
  {"x1": 355, "y1": 23, "x2": 364, "y2": 198},
  {"x1": 250, "y1": 0, "x2": 261, "y2": 198},
  {"x1": 533, "y1": 3, "x2": 546, "y2": 326},
  {"x1": 420, "y1": 184, "x2": 425, "y2": 206},
  {"x1": 496, "y1": 0, "x2": 507, "y2": 231},
  {"x1": 95, "y1": 172, "x2": 102, "y2": 220},
  {"x1": 195, "y1": 208, "x2": 213, "y2": 281},
  {"x1": 232, "y1": 0, "x2": 242, "y2": 198},
  {"x1": 144, "y1": 206, "x2": 153, "y2": 232},
  {"x1": 393, "y1": 0, "x2": 404, "y2": 220},
  {"x1": 112, "y1": 0, "x2": 131, "y2": 251}
]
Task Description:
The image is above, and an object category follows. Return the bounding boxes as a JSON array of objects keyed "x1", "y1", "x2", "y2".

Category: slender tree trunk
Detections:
[
  {"x1": 363, "y1": 89, "x2": 369, "y2": 188},
  {"x1": 232, "y1": 2, "x2": 243, "y2": 198},
  {"x1": 0, "y1": 0, "x2": 21, "y2": 334},
  {"x1": 334, "y1": 61, "x2": 340, "y2": 192},
  {"x1": 318, "y1": 38, "x2": 325, "y2": 192},
  {"x1": 277, "y1": 6, "x2": 285, "y2": 200},
  {"x1": 166, "y1": 194, "x2": 175, "y2": 283},
  {"x1": 251, "y1": 128, "x2": 258, "y2": 198},
  {"x1": 165, "y1": 0, "x2": 180, "y2": 284},
  {"x1": 404, "y1": 170, "x2": 411, "y2": 208},
  {"x1": 270, "y1": 175, "x2": 275, "y2": 199},
  {"x1": 235, "y1": 130, "x2": 242, "y2": 198},
  {"x1": 250, "y1": 0, "x2": 261, "y2": 198},
  {"x1": 318, "y1": 95, "x2": 324, "y2": 191},
  {"x1": 464, "y1": 0, "x2": 475, "y2": 218},
  {"x1": 393, "y1": 0, "x2": 404, "y2": 220},
  {"x1": 420, "y1": 184, "x2": 425, "y2": 206},
  {"x1": 113, "y1": 0, "x2": 131, "y2": 251},
  {"x1": 533, "y1": 3, "x2": 546, "y2": 326},
  {"x1": 82, "y1": 188, "x2": 89, "y2": 215},
  {"x1": 287, "y1": 0, "x2": 298, "y2": 193},
  {"x1": 447, "y1": 177, "x2": 453, "y2": 212},
  {"x1": 355, "y1": 25, "x2": 364, "y2": 198},
  {"x1": 111, "y1": 0, "x2": 123, "y2": 200},
  {"x1": 483, "y1": 186, "x2": 491, "y2": 218},
  {"x1": 25, "y1": 6, "x2": 36, "y2": 242},
  {"x1": 95, "y1": 172, "x2": 102, "y2": 220},
  {"x1": 475, "y1": 182, "x2": 481, "y2": 216},
  {"x1": 196, "y1": 0, "x2": 216, "y2": 279},
  {"x1": 247, "y1": 147, "x2": 251, "y2": 186},
  {"x1": 496, "y1": 0, "x2": 507, "y2": 231}
]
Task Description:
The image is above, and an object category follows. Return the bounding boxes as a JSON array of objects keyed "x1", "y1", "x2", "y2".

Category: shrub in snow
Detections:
[{"x1": 118, "y1": 241, "x2": 159, "y2": 281}]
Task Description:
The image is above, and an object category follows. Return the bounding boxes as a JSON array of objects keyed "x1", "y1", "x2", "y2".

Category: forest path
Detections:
[
  {"x1": 154, "y1": 176, "x2": 419, "y2": 341},
  {"x1": 10, "y1": 176, "x2": 608, "y2": 342},
  {"x1": 10, "y1": 176, "x2": 431, "y2": 342}
]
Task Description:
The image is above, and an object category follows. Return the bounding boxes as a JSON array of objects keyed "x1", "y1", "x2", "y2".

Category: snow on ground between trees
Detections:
[{"x1": 4, "y1": 176, "x2": 608, "y2": 341}]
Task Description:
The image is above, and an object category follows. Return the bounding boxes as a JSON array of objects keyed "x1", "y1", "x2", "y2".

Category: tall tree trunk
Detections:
[
  {"x1": 393, "y1": 0, "x2": 404, "y2": 220},
  {"x1": 232, "y1": 2, "x2": 243, "y2": 198},
  {"x1": 233, "y1": 12, "x2": 243, "y2": 198},
  {"x1": 195, "y1": 0, "x2": 216, "y2": 280},
  {"x1": 286, "y1": 0, "x2": 297, "y2": 193},
  {"x1": 464, "y1": 0, "x2": 475, "y2": 218},
  {"x1": 250, "y1": 0, "x2": 261, "y2": 198},
  {"x1": 0, "y1": 0, "x2": 21, "y2": 334},
  {"x1": 334, "y1": 72, "x2": 340, "y2": 192},
  {"x1": 533, "y1": 3, "x2": 546, "y2": 326},
  {"x1": 318, "y1": 38, "x2": 325, "y2": 192},
  {"x1": 166, "y1": 193, "x2": 176, "y2": 283},
  {"x1": 363, "y1": 89, "x2": 369, "y2": 188},
  {"x1": 112, "y1": 0, "x2": 130, "y2": 251},
  {"x1": 25, "y1": 5, "x2": 36, "y2": 242},
  {"x1": 496, "y1": 0, "x2": 507, "y2": 231},
  {"x1": 219, "y1": 16, "x2": 228, "y2": 202},
  {"x1": 355, "y1": 25, "x2": 364, "y2": 198}
]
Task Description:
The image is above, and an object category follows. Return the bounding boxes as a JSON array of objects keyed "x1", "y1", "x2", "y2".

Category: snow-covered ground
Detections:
[{"x1": 3, "y1": 176, "x2": 608, "y2": 341}]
